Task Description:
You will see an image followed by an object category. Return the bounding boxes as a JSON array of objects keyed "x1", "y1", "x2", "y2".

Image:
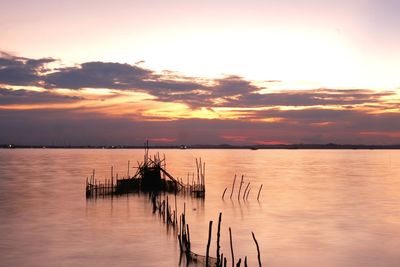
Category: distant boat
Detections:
[
  {"x1": 180, "y1": 145, "x2": 188, "y2": 149},
  {"x1": 250, "y1": 147, "x2": 258, "y2": 150}
]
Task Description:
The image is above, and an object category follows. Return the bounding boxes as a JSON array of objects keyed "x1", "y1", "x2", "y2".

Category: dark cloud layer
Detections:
[
  {"x1": 0, "y1": 52, "x2": 55, "y2": 86},
  {"x1": 224, "y1": 89, "x2": 394, "y2": 107},
  {"x1": 0, "y1": 88, "x2": 83, "y2": 105},
  {"x1": 0, "y1": 52, "x2": 396, "y2": 110},
  {"x1": 0, "y1": 52, "x2": 399, "y2": 145},
  {"x1": 44, "y1": 62, "x2": 152, "y2": 89}
]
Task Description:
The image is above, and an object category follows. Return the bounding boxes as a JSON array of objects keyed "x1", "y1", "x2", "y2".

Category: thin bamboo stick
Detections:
[
  {"x1": 206, "y1": 220, "x2": 213, "y2": 267},
  {"x1": 230, "y1": 175, "x2": 236, "y2": 199},
  {"x1": 222, "y1": 188, "x2": 228, "y2": 199},
  {"x1": 229, "y1": 227, "x2": 234, "y2": 267},
  {"x1": 238, "y1": 175, "x2": 244, "y2": 200},
  {"x1": 257, "y1": 184, "x2": 263, "y2": 201},
  {"x1": 216, "y1": 212, "x2": 222, "y2": 266},
  {"x1": 246, "y1": 188, "x2": 251, "y2": 200},
  {"x1": 243, "y1": 182, "x2": 250, "y2": 200},
  {"x1": 252, "y1": 232, "x2": 262, "y2": 267}
]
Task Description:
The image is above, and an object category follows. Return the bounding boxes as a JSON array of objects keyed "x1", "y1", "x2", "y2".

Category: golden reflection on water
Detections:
[{"x1": 0, "y1": 149, "x2": 400, "y2": 266}]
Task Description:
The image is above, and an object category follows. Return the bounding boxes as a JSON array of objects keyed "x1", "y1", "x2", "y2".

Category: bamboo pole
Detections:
[
  {"x1": 206, "y1": 220, "x2": 213, "y2": 267},
  {"x1": 186, "y1": 224, "x2": 191, "y2": 251},
  {"x1": 166, "y1": 196, "x2": 169, "y2": 223},
  {"x1": 230, "y1": 175, "x2": 236, "y2": 199},
  {"x1": 252, "y1": 232, "x2": 262, "y2": 267},
  {"x1": 257, "y1": 184, "x2": 263, "y2": 201},
  {"x1": 196, "y1": 158, "x2": 200, "y2": 187},
  {"x1": 203, "y1": 162, "x2": 206, "y2": 191},
  {"x1": 174, "y1": 193, "x2": 178, "y2": 226},
  {"x1": 229, "y1": 227, "x2": 234, "y2": 267},
  {"x1": 238, "y1": 175, "x2": 244, "y2": 200},
  {"x1": 246, "y1": 188, "x2": 251, "y2": 200},
  {"x1": 243, "y1": 182, "x2": 250, "y2": 200},
  {"x1": 216, "y1": 212, "x2": 222, "y2": 266},
  {"x1": 222, "y1": 188, "x2": 228, "y2": 199}
]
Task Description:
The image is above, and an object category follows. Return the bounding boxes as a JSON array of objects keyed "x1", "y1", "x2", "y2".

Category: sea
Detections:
[{"x1": 0, "y1": 149, "x2": 399, "y2": 267}]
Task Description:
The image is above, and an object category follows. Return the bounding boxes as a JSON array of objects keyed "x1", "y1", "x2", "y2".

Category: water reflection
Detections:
[{"x1": 0, "y1": 149, "x2": 400, "y2": 267}]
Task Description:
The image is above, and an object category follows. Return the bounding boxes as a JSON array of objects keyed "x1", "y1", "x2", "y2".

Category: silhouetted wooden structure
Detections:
[{"x1": 85, "y1": 143, "x2": 206, "y2": 198}]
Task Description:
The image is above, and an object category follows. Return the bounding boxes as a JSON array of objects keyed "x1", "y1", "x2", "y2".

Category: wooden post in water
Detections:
[
  {"x1": 166, "y1": 196, "x2": 169, "y2": 224},
  {"x1": 243, "y1": 182, "x2": 250, "y2": 200},
  {"x1": 238, "y1": 175, "x2": 244, "y2": 200},
  {"x1": 216, "y1": 212, "x2": 222, "y2": 266},
  {"x1": 229, "y1": 227, "x2": 235, "y2": 267},
  {"x1": 252, "y1": 232, "x2": 262, "y2": 267},
  {"x1": 196, "y1": 158, "x2": 200, "y2": 189},
  {"x1": 186, "y1": 224, "x2": 191, "y2": 251},
  {"x1": 230, "y1": 175, "x2": 236, "y2": 199},
  {"x1": 257, "y1": 184, "x2": 263, "y2": 201},
  {"x1": 202, "y1": 161, "x2": 206, "y2": 192},
  {"x1": 246, "y1": 188, "x2": 251, "y2": 200},
  {"x1": 174, "y1": 193, "x2": 178, "y2": 226},
  {"x1": 206, "y1": 220, "x2": 213, "y2": 267},
  {"x1": 222, "y1": 188, "x2": 228, "y2": 199}
]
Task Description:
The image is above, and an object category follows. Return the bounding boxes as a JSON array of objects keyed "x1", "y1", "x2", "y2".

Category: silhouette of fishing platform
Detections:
[{"x1": 85, "y1": 143, "x2": 206, "y2": 198}]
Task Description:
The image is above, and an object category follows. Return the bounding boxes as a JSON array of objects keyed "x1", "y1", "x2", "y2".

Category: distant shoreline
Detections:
[{"x1": 1, "y1": 144, "x2": 400, "y2": 150}]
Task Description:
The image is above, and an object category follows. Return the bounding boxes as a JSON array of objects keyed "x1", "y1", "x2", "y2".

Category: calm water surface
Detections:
[{"x1": 0, "y1": 149, "x2": 400, "y2": 267}]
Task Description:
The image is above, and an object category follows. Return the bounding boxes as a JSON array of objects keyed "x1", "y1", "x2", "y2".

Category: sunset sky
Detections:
[{"x1": 1, "y1": 0, "x2": 400, "y2": 145}]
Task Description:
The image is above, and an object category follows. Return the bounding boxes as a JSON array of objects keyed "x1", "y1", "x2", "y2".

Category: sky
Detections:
[{"x1": 1, "y1": 0, "x2": 400, "y2": 145}]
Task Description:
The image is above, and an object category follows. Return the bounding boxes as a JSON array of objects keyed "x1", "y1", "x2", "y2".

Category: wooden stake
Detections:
[
  {"x1": 243, "y1": 182, "x2": 250, "y2": 200},
  {"x1": 222, "y1": 188, "x2": 228, "y2": 199},
  {"x1": 257, "y1": 184, "x2": 263, "y2": 201},
  {"x1": 186, "y1": 224, "x2": 191, "y2": 251},
  {"x1": 216, "y1": 212, "x2": 222, "y2": 266},
  {"x1": 252, "y1": 232, "x2": 262, "y2": 267},
  {"x1": 206, "y1": 220, "x2": 213, "y2": 267},
  {"x1": 203, "y1": 162, "x2": 206, "y2": 190},
  {"x1": 230, "y1": 175, "x2": 236, "y2": 199},
  {"x1": 238, "y1": 175, "x2": 244, "y2": 200},
  {"x1": 246, "y1": 188, "x2": 251, "y2": 200},
  {"x1": 229, "y1": 227, "x2": 234, "y2": 267}
]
